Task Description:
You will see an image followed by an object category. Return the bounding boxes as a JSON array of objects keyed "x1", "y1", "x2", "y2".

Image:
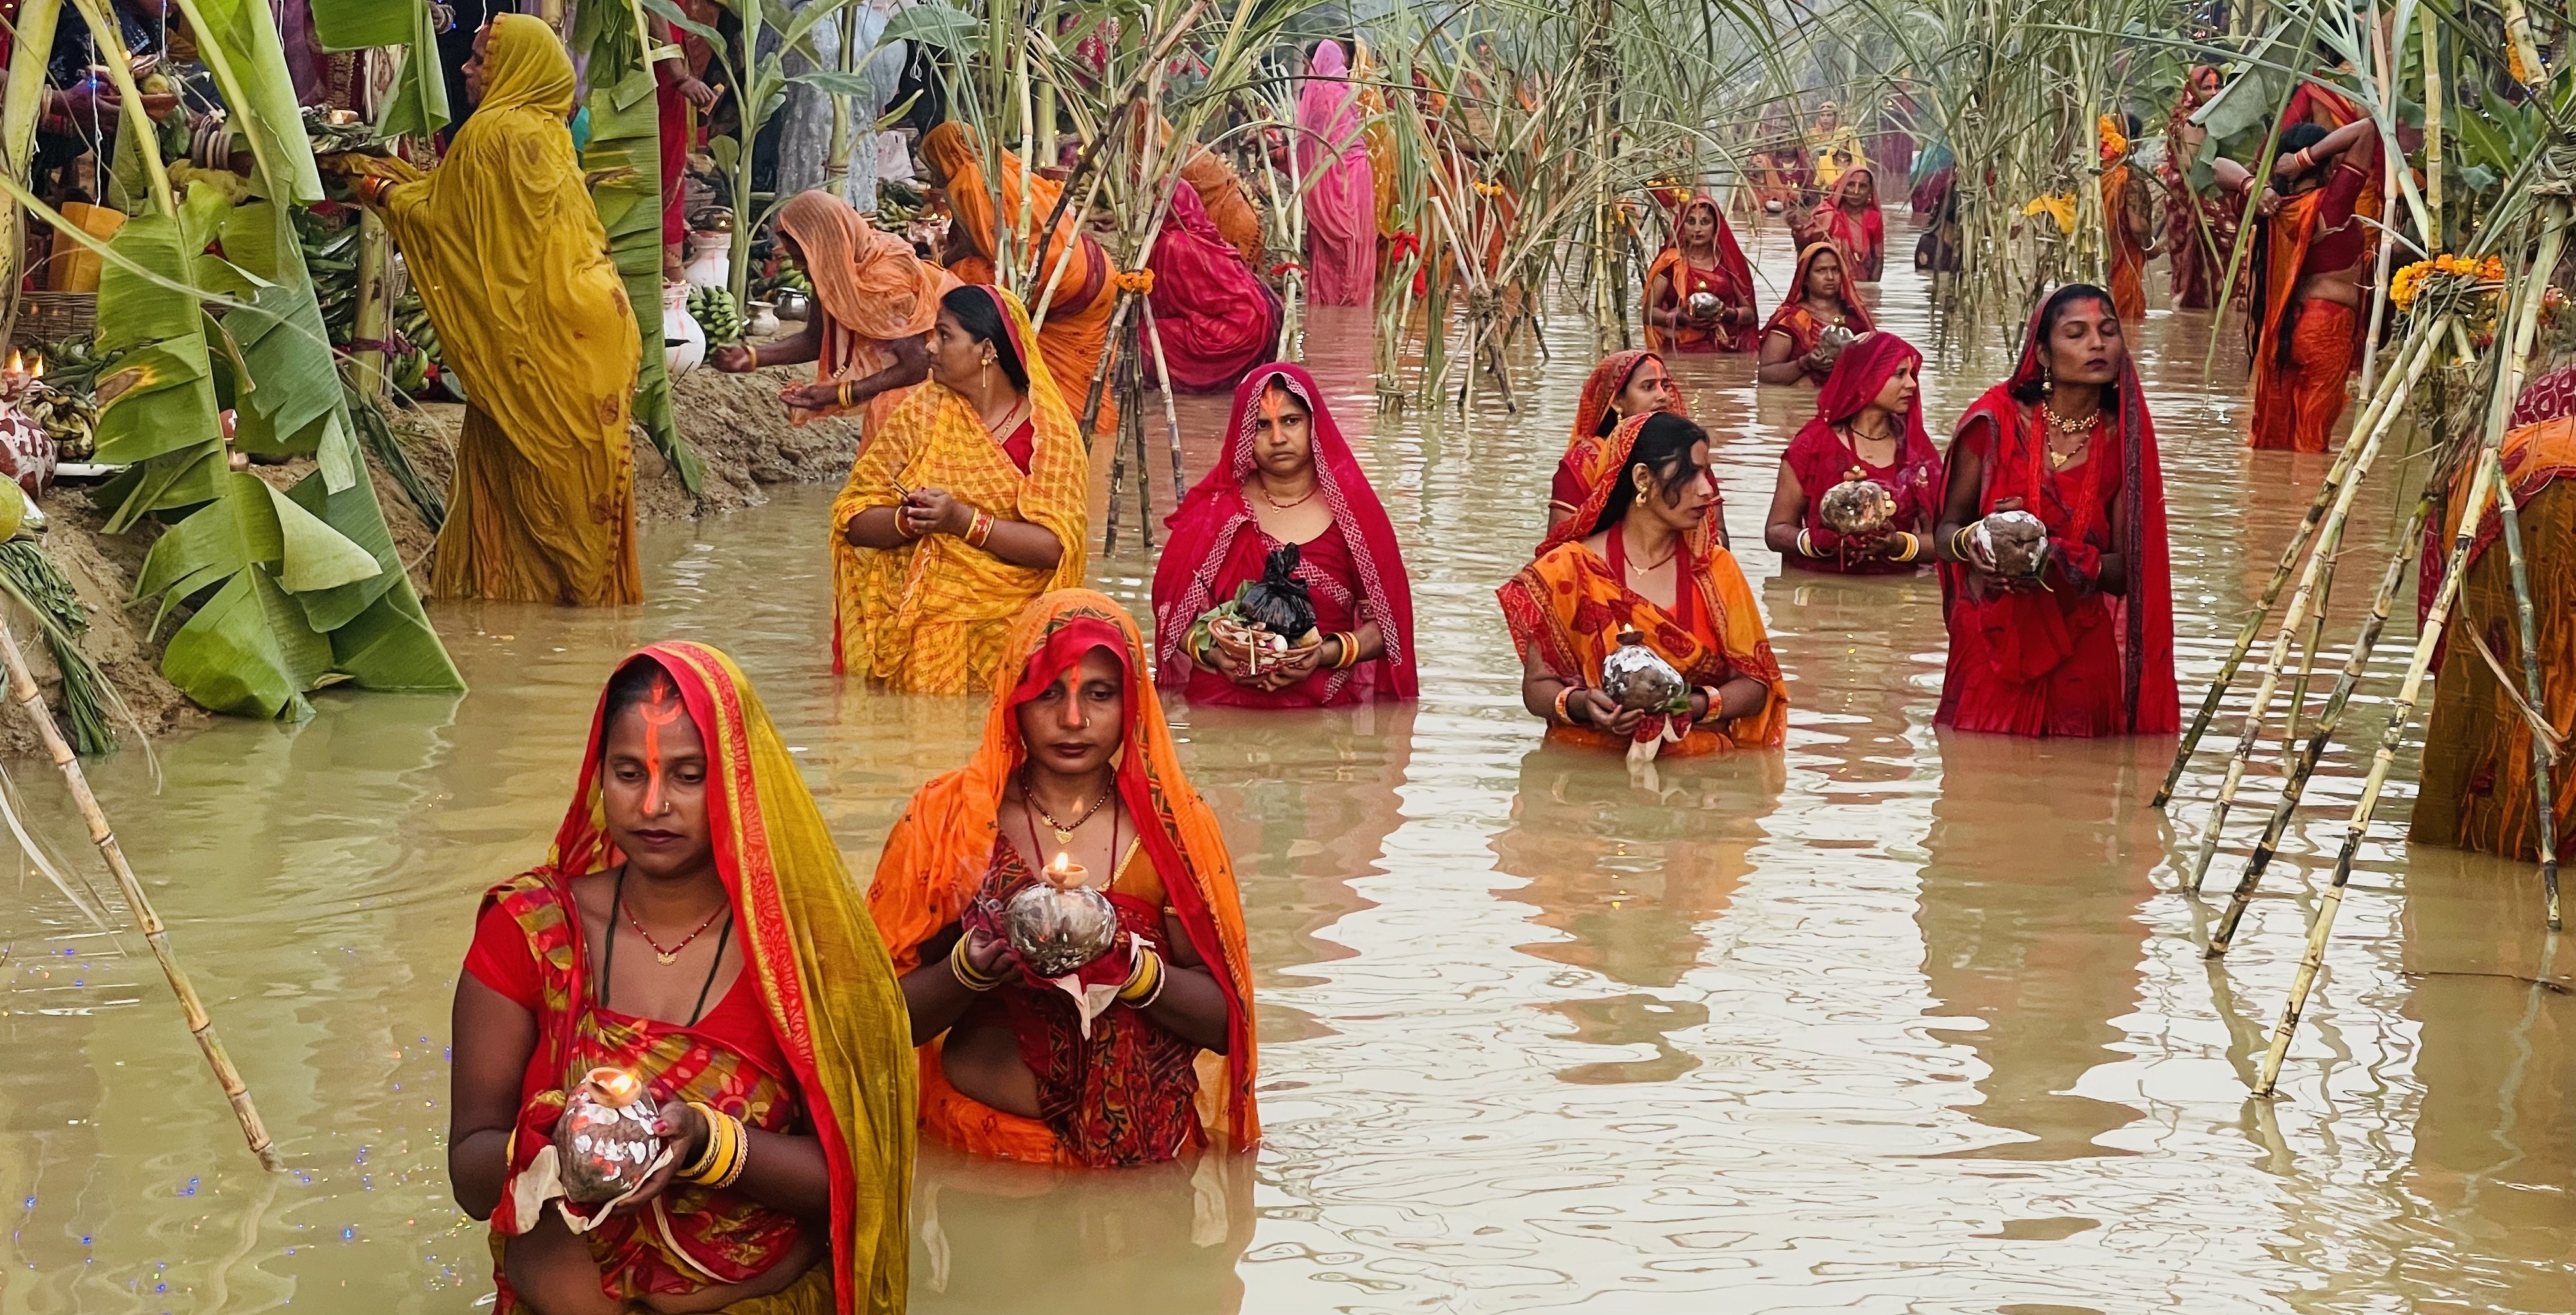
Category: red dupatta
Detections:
[
  {"x1": 1815, "y1": 168, "x2": 1886, "y2": 276},
  {"x1": 486, "y1": 643, "x2": 915, "y2": 1315},
  {"x1": 1151, "y1": 363, "x2": 1418, "y2": 701},
  {"x1": 1781, "y1": 331, "x2": 1943, "y2": 570},
  {"x1": 1568, "y1": 349, "x2": 1689, "y2": 449},
  {"x1": 1762, "y1": 242, "x2": 1875, "y2": 358},
  {"x1": 1937, "y1": 287, "x2": 2178, "y2": 734},
  {"x1": 1144, "y1": 181, "x2": 1282, "y2": 393},
  {"x1": 1643, "y1": 192, "x2": 1759, "y2": 353}
]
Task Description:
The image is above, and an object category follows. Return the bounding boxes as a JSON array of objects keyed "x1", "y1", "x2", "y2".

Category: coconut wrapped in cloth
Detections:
[
  {"x1": 1189, "y1": 542, "x2": 1323, "y2": 674},
  {"x1": 554, "y1": 1067, "x2": 663, "y2": 1205},
  {"x1": 1973, "y1": 508, "x2": 2050, "y2": 577},
  {"x1": 1817, "y1": 466, "x2": 1896, "y2": 536},
  {"x1": 1600, "y1": 628, "x2": 1693, "y2": 773},
  {"x1": 1001, "y1": 858, "x2": 1121, "y2": 978}
]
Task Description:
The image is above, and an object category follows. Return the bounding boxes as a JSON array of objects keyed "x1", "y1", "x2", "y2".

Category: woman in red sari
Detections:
[
  {"x1": 450, "y1": 644, "x2": 914, "y2": 1315},
  {"x1": 1642, "y1": 192, "x2": 1759, "y2": 354},
  {"x1": 1802, "y1": 167, "x2": 1887, "y2": 282},
  {"x1": 1551, "y1": 349, "x2": 1685, "y2": 529},
  {"x1": 870, "y1": 591, "x2": 1259, "y2": 1169},
  {"x1": 1763, "y1": 331, "x2": 1943, "y2": 574},
  {"x1": 1499, "y1": 412, "x2": 1788, "y2": 757},
  {"x1": 1143, "y1": 181, "x2": 1282, "y2": 393},
  {"x1": 1932, "y1": 285, "x2": 2179, "y2": 736},
  {"x1": 1151, "y1": 363, "x2": 1418, "y2": 706},
  {"x1": 1757, "y1": 243, "x2": 1874, "y2": 386}
]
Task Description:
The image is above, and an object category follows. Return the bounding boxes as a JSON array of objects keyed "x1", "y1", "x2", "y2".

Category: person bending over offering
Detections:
[
  {"x1": 869, "y1": 591, "x2": 1261, "y2": 1168},
  {"x1": 1765, "y1": 331, "x2": 1943, "y2": 574},
  {"x1": 342, "y1": 14, "x2": 640, "y2": 606},
  {"x1": 1758, "y1": 243, "x2": 1875, "y2": 386},
  {"x1": 1931, "y1": 285, "x2": 2179, "y2": 736},
  {"x1": 448, "y1": 644, "x2": 915, "y2": 1315},
  {"x1": 1499, "y1": 413, "x2": 1789, "y2": 756},
  {"x1": 2218, "y1": 119, "x2": 2380, "y2": 453},
  {"x1": 1643, "y1": 192, "x2": 1760, "y2": 354},
  {"x1": 832, "y1": 285, "x2": 1087, "y2": 694},
  {"x1": 709, "y1": 190, "x2": 946, "y2": 435},
  {"x1": 1152, "y1": 365, "x2": 1418, "y2": 706},
  {"x1": 1552, "y1": 351, "x2": 1691, "y2": 531}
]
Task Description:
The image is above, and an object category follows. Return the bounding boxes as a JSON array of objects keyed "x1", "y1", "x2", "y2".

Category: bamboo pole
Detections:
[
  {"x1": 2151, "y1": 328, "x2": 2442, "y2": 807},
  {"x1": 2281, "y1": 513, "x2": 2342, "y2": 754},
  {"x1": 1137, "y1": 294, "x2": 1188, "y2": 498},
  {"x1": 351, "y1": 209, "x2": 390, "y2": 404},
  {"x1": 0, "y1": 612, "x2": 281, "y2": 1168},
  {"x1": 2175, "y1": 326, "x2": 2447, "y2": 888},
  {"x1": 2255, "y1": 206, "x2": 2568, "y2": 1096},
  {"x1": 2421, "y1": 19, "x2": 2442, "y2": 252},
  {"x1": 2354, "y1": 0, "x2": 2398, "y2": 397},
  {"x1": 2492, "y1": 485, "x2": 2559, "y2": 930}
]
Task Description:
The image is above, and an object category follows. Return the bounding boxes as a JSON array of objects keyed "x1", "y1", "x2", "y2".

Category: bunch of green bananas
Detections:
[
  {"x1": 390, "y1": 288, "x2": 443, "y2": 397},
  {"x1": 687, "y1": 285, "x2": 744, "y2": 345},
  {"x1": 295, "y1": 206, "x2": 360, "y2": 346}
]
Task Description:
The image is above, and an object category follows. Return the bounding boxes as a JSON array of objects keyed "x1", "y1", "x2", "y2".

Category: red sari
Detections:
[
  {"x1": 471, "y1": 643, "x2": 915, "y2": 1315},
  {"x1": 1761, "y1": 243, "x2": 1876, "y2": 384},
  {"x1": 1809, "y1": 169, "x2": 1886, "y2": 282},
  {"x1": 1643, "y1": 193, "x2": 1759, "y2": 353},
  {"x1": 1151, "y1": 363, "x2": 1418, "y2": 706},
  {"x1": 1553, "y1": 350, "x2": 1692, "y2": 519},
  {"x1": 2248, "y1": 149, "x2": 2372, "y2": 452},
  {"x1": 1144, "y1": 182, "x2": 1282, "y2": 393},
  {"x1": 1936, "y1": 289, "x2": 2179, "y2": 737},
  {"x1": 1779, "y1": 331, "x2": 1943, "y2": 575}
]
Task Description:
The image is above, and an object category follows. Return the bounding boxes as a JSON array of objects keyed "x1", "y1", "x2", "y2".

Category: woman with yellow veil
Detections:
[
  {"x1": 831, "y1": 285, "x2": 1089, "y2": 694},
  {"x1": 348, "y1": 15, "x2": 642, "y2": 607},
  {"x1": 919, "y1": 122, "x2": 1119, "y2": 432}
]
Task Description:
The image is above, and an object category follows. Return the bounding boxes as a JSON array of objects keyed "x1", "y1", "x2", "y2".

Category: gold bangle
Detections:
[
  {"x1": 837, "y1": 379, "x2": 854, "y2": 408},
  {"x1": 1552, "y1": 685, "x2": 1577, "y2": 724},
  {"x1": 966, "y1": 510, "x2": 994, "y2": 548},
  {"x1": 744, "y1": 343, "x2": 759, "y2": 369},
  {"x1": 675, "y1": 1102, "x2": 726, "y2": 1180},
  {"x1": 682, "y1": 1107, "x2": 745, "y2": 1187},
  {"x1": 1949, "y1": 525, "x2": 1975, "y2": 561},
  {"x1": 949, "y1": 934, "x2": 1002, "y2": 991},
  {"x1": 1117, "y1": 946, "x2": 1164, "y2": 1005},
  {"x1": 1796, "y1": 528, "x2": 1816, "y2": 558},
  {"x1": 1894, "y1": 531, "x2": 1919, "y2": 563},
  {"x1": 711, "y1": 1117, "x2": 749, "y2": 1189}
]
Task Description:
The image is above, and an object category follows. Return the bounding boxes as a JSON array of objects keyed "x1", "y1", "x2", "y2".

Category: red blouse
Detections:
[{"x1": 465, "y1": 900, "x2": 788, "y2": 1081}]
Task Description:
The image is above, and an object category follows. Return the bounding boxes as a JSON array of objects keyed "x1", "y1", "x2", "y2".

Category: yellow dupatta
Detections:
[
  {"x1": 829, "y1": 286, "x2": 1089, "y2": 692},
  {"x1": 374, "y1": 14, "x2": 640, "y2": 605}
]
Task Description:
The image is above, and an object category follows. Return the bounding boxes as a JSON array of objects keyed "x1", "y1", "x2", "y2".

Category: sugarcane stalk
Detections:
[
  {"x1": 1137, "y1": 293, "x2": 1188, "y2": 499},
  {"x1": 2154, "y1": 323, "x2": 2446, "y2": 809},
  {"x1": 352, "y1": 209, "x2": 390, "y2": 403},
  {"x1": 2280, "y1": 515, "x2": 2342, "y2": 755},
  {"x1": 2181, "y1": 326, "x2": 2445, "y2": 890},
  {"x1": 1101, "y1": 315, "x2": 1138, "y2": 553},
  {"x1": 2255, "y1": 206, "x2": 2566, "y2": 1095},
  {"x1": 2497, "y1": 466, "x2": 2562, "y2": 930},
  {"x1": 1124, "y1": 322, "x2": 1155, "y2": 551},
  {"x1": 2422, "y1": 19, "x2": 2442, "y2": 252},
  {"x1": 2211, "y1": 487, "x2": 2436, "y2": 955},
  {"x1": 0, "y1": 612, "x2": 282, "y2": 1168}
]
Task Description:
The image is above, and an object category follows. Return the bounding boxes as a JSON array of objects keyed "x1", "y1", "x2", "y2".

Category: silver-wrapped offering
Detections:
[
  {"x1": 1817, "y1": 476, "x2": 1896, "y2": 536},
  {"x1": 1600, "y1": 628, "x2": 1688, "y2": 713},
  {"x1": 556, "y1": 1067, "x2": 663, "y2": 1205},
  {"x1": 1004, "y1": 858, "x2": 1120, "y2": 977},
  {"x1": 1972, "y1": 509, "x2": 2050, "y2": 577},
  {"x1": 1687, "y1": 291, "x2": 1722, "y2": 321}
]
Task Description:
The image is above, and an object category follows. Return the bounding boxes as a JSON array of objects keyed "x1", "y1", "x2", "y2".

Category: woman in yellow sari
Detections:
[
  {"x1": 831, "y1": 285, "x2": 1088, "y2": 693},
  {"x1": 1499, "y1": 413, "x2": 1788, "y2": 756},
  {"x1": 919, "y1": 122, "x2": 1119, "y2": 431},
  {"x1": 351, "y1": 15, "x2": 641, "y2": 607},
  {"x1": 449, "y1": 642, "x2": 914, "y2": 1314},
  {"x1": 868, "y1": 589, "x2": 1259, "y2": 1168}
]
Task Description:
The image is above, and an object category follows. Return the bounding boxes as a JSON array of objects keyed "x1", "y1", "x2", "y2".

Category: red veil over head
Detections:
[
  {"x1": 1151, "y1": 363, "x2": 1418, "y2": 700},
  {"x1": 1568, "y1": 349, "x2": 1689, "y2": 450},
  {"x1": 1783, "y1": 331, "x2": 1945, "y2": 550},
  {"x1": 1939, "y1": 285, "x2": 2178, "y2": 734},
  {"x1": 1762, "y1": 241, "x2": 1876, "y2": 344}
]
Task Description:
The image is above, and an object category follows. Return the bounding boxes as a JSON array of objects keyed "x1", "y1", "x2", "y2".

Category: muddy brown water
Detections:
[{"x1": 2, "y1": 220, "x2": 2566, "y2": 1313}]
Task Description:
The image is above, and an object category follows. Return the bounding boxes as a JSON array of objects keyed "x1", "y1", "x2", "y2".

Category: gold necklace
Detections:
[
  {"x1": 1259, "y1": 481, "x2": 1319, "y2": 510},
  {"x1": 2038, "y1": 401, "x2": 2097, "y2": 470},
  {"x1": 1020, "y1": 765, "x2": 1113, "y2": 846},
  {"x1": 622, "y1": 899, "x2": 727, "y2": 966}
]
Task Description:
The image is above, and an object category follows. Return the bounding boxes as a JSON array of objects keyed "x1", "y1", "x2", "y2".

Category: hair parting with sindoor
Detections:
[
  {"x1": 1590, "y1": 412, "x2": 1710, "y2": 537},
  {"x1": 941, "y1": 285, "x2": 1031, "y2": 393},
  {"x1": 2009, "y1": 282, "x2": 2119, "y2": 404}
]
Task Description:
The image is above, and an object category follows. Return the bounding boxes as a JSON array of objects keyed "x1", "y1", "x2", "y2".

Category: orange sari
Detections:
[
  {"x1": 921, "y1": 123, "x2": 1119, "y2": 431},
  {"x1": 479, "y1": 642, "x2": 914, "y2": 1315},
  {"x1": 775, "y1": 190, "x2": 951, "y2": 434},
  {"x1": 2103, "y1": 163, "x2": 2148, "y2": 323},
  {"x1": 1501, "y1": 416, "x2": 1788, "y2": 756},
  {"x1": 867, "y1": 591, "x2": 1260, "y2": 1167}
]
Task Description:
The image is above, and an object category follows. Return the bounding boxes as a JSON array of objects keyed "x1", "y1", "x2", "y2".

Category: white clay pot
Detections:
[
  {"x1": 684, "y1": 229, "x2": 732, "y2": 292},
  {"x1": 745, "y1": 299, "x2": 780, "y2": 338},
  {"x1": 663, "y1": 280, "x2": 705, "y2": 377}
]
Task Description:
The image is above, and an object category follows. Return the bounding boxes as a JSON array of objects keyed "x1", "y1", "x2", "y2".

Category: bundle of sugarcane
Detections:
[{"x1": 0, "y1": 535, "x2": 112, "y2": 755}]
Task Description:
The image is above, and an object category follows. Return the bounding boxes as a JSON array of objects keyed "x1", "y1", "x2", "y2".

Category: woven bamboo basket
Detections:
[{"x1": 11, "y1": 293, "x2": 96, "y2": 347}]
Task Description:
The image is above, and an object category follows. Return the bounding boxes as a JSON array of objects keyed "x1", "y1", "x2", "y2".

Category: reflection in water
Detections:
[{"x1": 3, "y1": 218, "x2": 2573, "y2": 1313}]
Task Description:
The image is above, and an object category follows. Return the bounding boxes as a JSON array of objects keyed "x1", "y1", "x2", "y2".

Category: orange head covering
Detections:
[
  {"x1": 778, "y1": 190, "x2": 946, "y2": 344},
  {"x1": 921, "y1": 121, "x2": 1080, "y2": 287},
  {"x1": 1570, "y1": 350, "x2": 1686, "y2": 449},
  {"x1": 1763, "y1": 241, "x2": 1876, "y2": 342},
  {"x1": 868, "y1": 590, "x2": 1259, "y2": 1156}
]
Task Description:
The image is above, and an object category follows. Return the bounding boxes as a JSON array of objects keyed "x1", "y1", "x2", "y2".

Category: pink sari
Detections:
[
  {"x1": 1145, "y1": 183, "x2": 1282, "y2": 392},
  {"x1": 1150, "y1": 363, "x2": 1417, "y2": 706},
  {"x1": 1296, "y1": 42, "x2": 1377, "y2": 307}
]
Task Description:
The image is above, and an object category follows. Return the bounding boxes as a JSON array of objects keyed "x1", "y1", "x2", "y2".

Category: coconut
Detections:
[
  {"x1": 1817, "y1": 475, "x2": 1896, "y2": 536},
  {"x1": 1973, "y1": 509, "x2": 2050, "y2": 577}
]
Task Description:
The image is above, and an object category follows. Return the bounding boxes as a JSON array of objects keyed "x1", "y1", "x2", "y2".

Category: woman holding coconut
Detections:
[
  {"x1": 1764, "y1": 331, "x2": 1943, "y2": 574},
  {"x1": 1931, "y1": 284, "x2": 2178, "y2": 737}
]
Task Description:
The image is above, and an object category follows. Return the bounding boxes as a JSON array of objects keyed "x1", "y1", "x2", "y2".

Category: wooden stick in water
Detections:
[
  {"x1": 1137, "y1": 294, "x2": 1188, "y2": 499},
  {"x1": 2280, "y1": 518, "x2": 2343, "y2": 755},
  {"x1": 0, "y1": 612, "x2": 282, "y2": 1169},
  {"x1": 2496, "y1": 427, "x2": 2563, "y2": 931}
]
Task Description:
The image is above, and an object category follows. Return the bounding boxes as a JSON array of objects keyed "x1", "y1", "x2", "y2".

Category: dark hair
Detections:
[
  {"x1": 602, "y1": 656, "x2": 682, "y2": 727},
  {"x1": 1596, "y1": 356, "x2": 1655, "y2": 437},
  {"x1": 2009, "y1": 283, "x2": 2119, "y2": 403},
  {"x1": 2274, "y1": 122, "x2": 2331, "y2": 162},
  {"x1": 940, "y1": 285, "x2": 1031, "y2": 393},
  {"x1": 1590, "y1": 412, "x2": 1709, "y2": 536}
]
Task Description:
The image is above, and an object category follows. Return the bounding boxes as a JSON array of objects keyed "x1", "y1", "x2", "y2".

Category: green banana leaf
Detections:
[{"x1": 306, "y1": 0, "x2": 450, "y2": 139}]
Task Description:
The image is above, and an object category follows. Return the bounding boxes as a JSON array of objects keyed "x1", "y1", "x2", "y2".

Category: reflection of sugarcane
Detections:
[
  {"x1": 0, "y1": 611, "x2": 283, "y2": 1169},
  {"x1": 2176, "y1": 325, "x2": 2448, "y2": 890},
  {"x1": 2255, "y1": 204, "x2": 2566, "y2": 1097}
]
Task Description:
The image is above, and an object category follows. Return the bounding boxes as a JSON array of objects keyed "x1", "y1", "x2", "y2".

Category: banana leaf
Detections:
[{"x1": 306, "y1": 0, "x2": 450, "y2": 139}]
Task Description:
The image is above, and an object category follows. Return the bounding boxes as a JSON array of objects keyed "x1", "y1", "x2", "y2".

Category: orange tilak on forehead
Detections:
[
  {"x1": 1259, "y1": 386, "x2": 1296, "y2": 425},
  {"x1": 634, "y1": 676, "x2": 686, "y2": 815}
]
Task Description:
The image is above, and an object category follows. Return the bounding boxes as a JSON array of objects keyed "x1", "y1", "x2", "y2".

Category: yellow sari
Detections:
[
  {"x1": 374, "y1": 14, "x2": 641, "y2": 606},
  {"x1": 830, "y1": 287, "x2": 1089, "y2": 692}
]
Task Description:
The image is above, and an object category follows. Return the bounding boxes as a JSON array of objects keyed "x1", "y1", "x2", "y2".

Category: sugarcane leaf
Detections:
[
  {"x1": 158, "y1": 568, "x2": 325, "y2": 719},
  {"x1": 879, "y1": 2, "x2": 974, "y2": 49}
]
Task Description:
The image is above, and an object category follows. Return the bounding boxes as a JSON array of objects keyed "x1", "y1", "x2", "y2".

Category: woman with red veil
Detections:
[
  {"x1": 1931, "y1": 284, "x2": 2178, "y2": 736},
  {"x1": 1142, "y1": 181, "x2": 1282, "y2": 393},
  {"x1": 1757, "y1": 243, "x2": 1875, "y2": 386},
  {"x1": 1763, "y1": 331, "x2": 1943, "y2": 574},
  {"x1": 1642, "y1": 192, "x2": 1759, "y2": 353},
  {"x1": 1551, "y1": 349, "x2": 1689, "y2": 530},
  {"x1": 1800, "y1": 167, "x2": 1887, "y2": 282},
  {"x1": 1151, "y1": 363, "x2": 1417, "y2": 706}
]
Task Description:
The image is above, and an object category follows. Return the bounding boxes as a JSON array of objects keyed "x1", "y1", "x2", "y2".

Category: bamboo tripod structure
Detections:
[{"x1": 0, "y1": 610, "x2": 282, "y2": 1168}]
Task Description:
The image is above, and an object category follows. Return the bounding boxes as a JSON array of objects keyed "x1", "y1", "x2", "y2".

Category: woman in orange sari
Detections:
[
  {"x1": 1643, "y1": 192, "x2": 1759, "y2": 354},
  {"x1": 920, "y1": 121, "x2": 1119, "y2": 430},
  {"x1": 450, "y1": 643, "x2": 914, "y2": 1315},
  {"x1": 2223, "y1": 120, "x2": 2377, "y2": 453},
  {"x1": 708, "y1": 190, "x2": 946, "y2": 435},
  {"x1": 1551, "y1": 349, "x2": 1686, "y2": 531},
  {"x1": 832, "y1": 285, "x2": 1088, "y2": 693},
  {"x1": 1757, "y1": 243, "x2": 1874, "y2": 386},
  {"x1": 869, "y1": 590, "x2": 1259, "y2": 1168},
  {"x1": 1932, "y1": 285, "x2": 2178, "y2": 736},
  {"x1": 1499, "y1": 413, "x2": 1788, "y2": 757}
]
